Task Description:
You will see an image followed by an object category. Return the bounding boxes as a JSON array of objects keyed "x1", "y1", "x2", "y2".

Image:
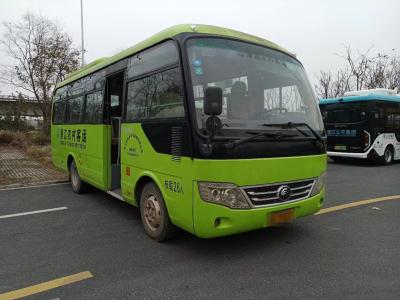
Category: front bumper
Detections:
[
  {"x1": 327, "y1": 150, "x2": 370, "y2": 159},
  {"x1": 193, "y1": 187, "x2": 325, "y2": 238}
]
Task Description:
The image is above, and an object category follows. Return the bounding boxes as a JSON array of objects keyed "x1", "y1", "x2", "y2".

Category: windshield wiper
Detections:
[
  {"x1": 223, "y1": 130, "x2": 297, "y2": 150},
  {"x1": 261, "y1": 122, "x2": 325, "y2": 145}
]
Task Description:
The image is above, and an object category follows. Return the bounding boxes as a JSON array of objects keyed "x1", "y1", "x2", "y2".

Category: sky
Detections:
[{"x1": 0, "y1": 0, "x2": 399, "y2": 95}]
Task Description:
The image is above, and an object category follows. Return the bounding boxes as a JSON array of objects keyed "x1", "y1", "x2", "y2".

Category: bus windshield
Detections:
[
  {"x1": 186, "y1": 38, "x2": 323, "y2": 134},
  {"x1": 321, "y1": 102, "x2": 368, "y2": 124}
]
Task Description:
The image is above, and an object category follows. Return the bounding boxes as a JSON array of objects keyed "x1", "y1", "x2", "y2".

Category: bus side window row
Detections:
[{"x1": 53, "y1": 90, "x2": 104, "y2": 124}]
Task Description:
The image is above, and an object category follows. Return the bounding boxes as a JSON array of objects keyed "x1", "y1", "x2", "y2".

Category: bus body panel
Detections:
[
  {"x1": 51, "y1": 124, "x2": 110, "y2": 190},
  {"x1": 327, "y1": 133, "x2": 400, "y2": 160},
  {"x1": 193, "y1": 187, "x2": 324, "y2": 238},
  {"x1": 191, "y1": 155, "x2": 326, "y2": 237},
  {"x1": 120, "y1": 123, "x2": 195, "y2": 234}
]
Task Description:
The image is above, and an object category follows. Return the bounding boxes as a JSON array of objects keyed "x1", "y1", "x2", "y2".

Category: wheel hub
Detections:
[{"x1": 144, "y1": 195, "x2": 161, "y2": 231}]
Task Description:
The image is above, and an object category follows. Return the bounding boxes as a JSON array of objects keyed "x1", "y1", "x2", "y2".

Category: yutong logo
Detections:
[{"x1": 277, "y1": 185, "x2": 291, "y2": 201}]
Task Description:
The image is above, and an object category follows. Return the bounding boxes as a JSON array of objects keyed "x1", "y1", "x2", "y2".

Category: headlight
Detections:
[
  {"x1": 198, "y1": 182, "x2": 250, "y2": 209},
  {"x1": 310, "y1": 171, "x2": 326, "y2": 196}
]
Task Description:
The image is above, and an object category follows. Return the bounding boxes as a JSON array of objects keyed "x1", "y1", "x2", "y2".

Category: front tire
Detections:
[
  {"x1": 140, "y1": 182, "x2": 177, "y2": 241},
  {"x1": 70, "y1": 160, "x2": 89, "y2": 194}
]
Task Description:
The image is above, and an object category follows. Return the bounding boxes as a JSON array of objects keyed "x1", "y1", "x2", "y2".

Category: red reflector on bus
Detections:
[{"x1": 126, "y1": 167, "x2": 130, "y2": 176}]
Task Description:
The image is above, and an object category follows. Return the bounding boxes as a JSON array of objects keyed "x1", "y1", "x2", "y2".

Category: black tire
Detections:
[
  {"x1": 140, "y1": 182, "x2": 177, "y2": 241},
  {"x1": 69, "y1": 160, "x2": 89, "y2": 194},
  {"x1": 378, "y1": 146, "x2": 394, "y2": 165}
]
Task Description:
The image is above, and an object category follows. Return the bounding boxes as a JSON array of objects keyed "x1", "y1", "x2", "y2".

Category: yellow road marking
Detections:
[
  {"x1": 315, "y1": 195, "x2": 400, "y2": 215},
  {"x1": 0, "y1": 271, "x2": 93, "y2": 300}
]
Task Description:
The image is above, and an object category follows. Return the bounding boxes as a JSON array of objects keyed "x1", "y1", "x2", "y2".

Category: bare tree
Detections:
[
  {"x1": 315, "y1": 45, "x2": 400, "y2": 99},
  {"x1": 315, "y1": 69, "x2": 351, "y2": 99},
  {"x1": 0, "y1": 13, "x2": 80, "y2": 133},
  {"x1": 338, "y1": 45, "x2": 373, "y2": 91},
  {"x1": 315, "y1": 70, "x2": 332, "y2": 99}
]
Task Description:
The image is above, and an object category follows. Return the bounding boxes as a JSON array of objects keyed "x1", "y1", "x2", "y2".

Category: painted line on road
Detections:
[
  {"x1": 0, "y1": 182, "x2": 69, "y2": 192},
  {"x1": 0, "y1": 207, "x2": 68, "y2": 220},
  {"x1": 315, "y1": 194, "x2": 400, "y2": 215},
  {"x1": 0, "y1": 271, "x2": 93, "y2": 300}
]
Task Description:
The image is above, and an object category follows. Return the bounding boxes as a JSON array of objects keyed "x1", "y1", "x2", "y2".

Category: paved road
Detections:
[{"x1": 0, "y1": 161, "x2": 399, "y2": 299}]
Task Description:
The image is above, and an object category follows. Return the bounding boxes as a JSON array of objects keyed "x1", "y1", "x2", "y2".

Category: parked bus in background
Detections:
[
  {"x1": 319, "y1": 88, "x2": 400, "y2": 165},
  {"x1": 51, "y1": 24, "x2": 326, "y2": 241}
]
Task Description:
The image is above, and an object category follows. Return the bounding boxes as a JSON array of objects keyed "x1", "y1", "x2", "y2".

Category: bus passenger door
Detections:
[{"x1": 106, "y1": 71, "x2": 125, "y2": 191}]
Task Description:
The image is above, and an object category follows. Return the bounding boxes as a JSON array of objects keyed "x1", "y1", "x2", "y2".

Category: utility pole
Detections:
[{"x1": 80, "y1": 0, "x2": 85, "y2": 67}]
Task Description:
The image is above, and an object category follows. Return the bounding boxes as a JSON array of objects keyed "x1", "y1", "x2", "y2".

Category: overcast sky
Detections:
[{"x1": 0, "y1": 0, "x2": 399, "y2": 95}]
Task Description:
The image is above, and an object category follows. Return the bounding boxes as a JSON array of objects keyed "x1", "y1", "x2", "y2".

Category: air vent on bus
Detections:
[{"x1": 171, "y1": 126, "x2": 183, "y2": 162}]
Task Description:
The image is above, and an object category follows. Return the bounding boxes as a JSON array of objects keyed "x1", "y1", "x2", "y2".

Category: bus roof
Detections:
[
  {"x1": 56, "y1": 24, "x2": 293, "y2": 89},
  {"x1": 319, "y1": 93, "x2": 400, "y2": 105}
]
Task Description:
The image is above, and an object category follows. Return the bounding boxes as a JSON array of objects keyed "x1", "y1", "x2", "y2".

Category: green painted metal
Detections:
[
  {"x1": 56, "y1": 24, "x2": 293, "y2": 89},
  {"x1": 51, "y1": 124, "x2": 110, "y2": 190}
]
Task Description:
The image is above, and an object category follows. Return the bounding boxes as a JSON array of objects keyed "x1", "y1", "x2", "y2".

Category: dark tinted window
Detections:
[
  {"x1": 65, "y1": 96, "x2": 84, "y2": 123},
  {"x1": 69, "y1": 79, "x2": 85, "y2": 96},
  {"x1": 127, "y1": 41, "x2": 179, "y2": 79},
  {"x1": 126, "y1": 68, "x2": 184, "y2": 120},
  {"x1": 84, "y1": 91, "x2": 104, "y2": 123},
  {"x1": 53, "y1": 100, "x2": 65, "y2": 124},
  {"x1": 85, "y1": 70, "x2": 106, "y2": 92},
  {"x1": 323, "y1": 102, "x2": 368, "y2": 123}
]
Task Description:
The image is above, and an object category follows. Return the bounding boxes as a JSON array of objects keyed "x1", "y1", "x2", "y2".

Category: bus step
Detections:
[{"x1": 106, "y1": 189, "x2": 124, "y2": 201}]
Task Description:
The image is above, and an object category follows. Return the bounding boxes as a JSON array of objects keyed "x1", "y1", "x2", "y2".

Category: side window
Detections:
[
  {"x1": 53, "y1": 100, "x2": 65, "y2": 124},
  {"x1": 84, "y1": 91, "x2": 104, "y2": 123},
  {"x1": 65, "y1": 96, "x2": 84, "y2": 123},
  {"x1": 126, "y1": 68, "x2": 184, "y2": 120},
  {"x1": 127, "y1": 41, "x2": 179, "y2": 80},
  {"x1": 52, "y1": 87, "x2": 68, "y2": 124},
  {"x1": 394, "y1": 114, "x2": 400, "y2": 130}
]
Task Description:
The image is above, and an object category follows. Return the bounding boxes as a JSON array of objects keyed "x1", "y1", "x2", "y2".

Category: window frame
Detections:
[
  {"x1": 123, "y1": 40, "x2": 187, "y2": 124},
  {"x1": 82, "y1": 88, "x2": 105, "y2": 124},
  {"x1": 64, "y1": 94, "x2": 85, "y2": 124}
]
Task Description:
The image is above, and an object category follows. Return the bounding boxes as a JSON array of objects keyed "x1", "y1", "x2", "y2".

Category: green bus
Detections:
[{"x1": 51, "y1": 24, "x2": 326, "y2": 241}]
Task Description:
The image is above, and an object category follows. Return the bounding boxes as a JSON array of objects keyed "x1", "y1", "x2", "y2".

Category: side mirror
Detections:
[{"x1": 204, "y1": 87, "x2": 222, "y2": 116}]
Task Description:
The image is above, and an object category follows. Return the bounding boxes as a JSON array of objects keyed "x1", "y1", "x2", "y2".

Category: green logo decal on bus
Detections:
[
  {"x1": 58, "y1": 127, "x2": 87, "y2": 150},
  {"x1": 123, "y1": 133, "x2": 143, "y2": 157}
]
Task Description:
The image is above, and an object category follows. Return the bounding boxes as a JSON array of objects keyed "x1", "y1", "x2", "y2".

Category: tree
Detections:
[
  {"x1": 315, "y1": 45, "x2": 400, "y2": 99},
  {"x1": 0, "y1": 13, "x2": 80, "y2": 133}
]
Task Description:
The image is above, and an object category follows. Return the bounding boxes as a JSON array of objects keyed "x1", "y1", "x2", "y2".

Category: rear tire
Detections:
[
  {"x1": 378, "y1": 146, "x2": 393, "y2": 165},
  {"x1": 140, "y1": 182, "x2": 177, "y2": 241},
  {"x1": 70, "y1": 160, "x2": 89, "y2": 194}
]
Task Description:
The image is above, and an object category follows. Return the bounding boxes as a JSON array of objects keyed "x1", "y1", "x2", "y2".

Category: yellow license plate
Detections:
[{"x1": 269, "y1": 209, "x2": 295, "y2": 226}]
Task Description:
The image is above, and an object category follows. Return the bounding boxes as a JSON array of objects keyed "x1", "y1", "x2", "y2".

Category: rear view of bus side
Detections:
[
  {"x1": 320, "y1": 89, "x2": 400, "y2": 165},
  {"x1": 51, "y1": 24, "x2": 327, "y2": 241}
]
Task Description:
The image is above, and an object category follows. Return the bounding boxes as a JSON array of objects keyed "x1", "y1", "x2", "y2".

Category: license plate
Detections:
[
  {"x1": 269, "y1": 209, "x2": 295, "y2": 226},
  {"x1": 334, "y1": 145, "x2": 347, "y2": 151}
]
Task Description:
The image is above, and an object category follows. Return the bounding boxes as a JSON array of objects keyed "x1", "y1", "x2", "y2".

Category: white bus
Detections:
[{"x1": 319, "y1": 89, "x2": 400, "y2": 165}]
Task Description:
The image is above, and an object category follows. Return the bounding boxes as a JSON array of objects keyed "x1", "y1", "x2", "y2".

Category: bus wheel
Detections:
[
  {"x1": 140, "y1": 182, "x2": 177, "y2": 241},
  {"x1": 70, "y1": 160, "x2": 89, "y2": 194},
  {"x1": 379, "y1": 146, "x2": 393, "y2": 165}
]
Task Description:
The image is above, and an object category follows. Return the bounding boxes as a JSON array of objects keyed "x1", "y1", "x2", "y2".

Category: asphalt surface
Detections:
[{"x1": 0, "y1": 160, "x2": 399, "y2": 299}]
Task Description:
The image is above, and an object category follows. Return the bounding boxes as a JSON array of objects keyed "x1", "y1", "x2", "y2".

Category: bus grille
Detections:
[{"x1": 242, "y1": 179, "x2": 315, "y2": 207}]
